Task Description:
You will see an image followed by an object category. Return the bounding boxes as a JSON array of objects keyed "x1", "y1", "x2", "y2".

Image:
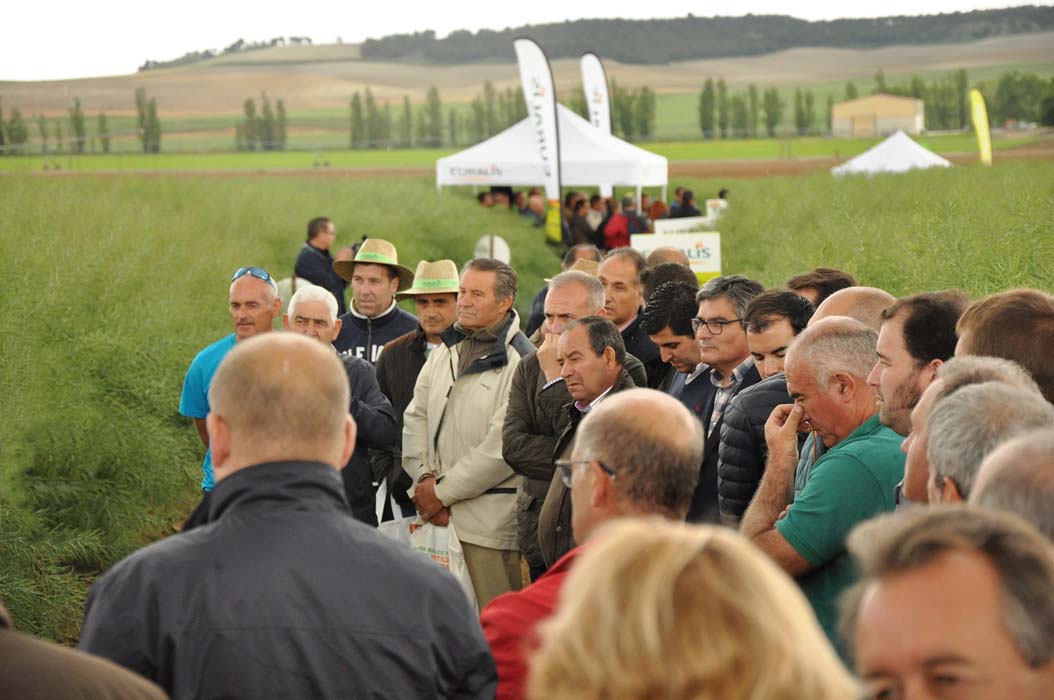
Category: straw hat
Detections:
[
  {"x1": 397, "y1": 259, "x2": 461, "y2": 299},
  {"x1": 545, "y1": 258, "x2": 600, "y2": 282},
  {"x1": 333, "y1": 238, "x2": 415, "y2": 291}
]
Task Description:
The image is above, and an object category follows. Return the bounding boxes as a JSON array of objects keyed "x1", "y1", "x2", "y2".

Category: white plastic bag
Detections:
[{"x1": 378, "y1": 516, "x2": 477, "y2": 609}]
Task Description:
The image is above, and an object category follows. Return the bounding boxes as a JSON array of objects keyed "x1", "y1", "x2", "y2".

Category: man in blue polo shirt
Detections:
[
  {"x1": 179, "y1": 266, "x2": 281, "y2": 525},
  {"x1": 740, "y1": 317, "x2": 904, "y2": 654}
]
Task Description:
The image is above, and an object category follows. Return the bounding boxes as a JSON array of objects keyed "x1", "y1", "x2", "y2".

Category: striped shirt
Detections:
[{"x1": 707, "y1": 356, "x2": 756, "y2": 438}]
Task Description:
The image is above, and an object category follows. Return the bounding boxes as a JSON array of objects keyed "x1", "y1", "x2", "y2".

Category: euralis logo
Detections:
[
  {"x1": 529, "y1": 77, "x2": 552, "y2": 177},
  {"x1": 449, "y1": 164, "x2": 503, "y2": 176},
  {"x1": 687, "y1": 242, "x2": 712, "y2": 260}
]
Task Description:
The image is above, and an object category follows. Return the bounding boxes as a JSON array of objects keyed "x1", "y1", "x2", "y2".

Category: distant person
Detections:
[
  {"x1": 718, "y1": 290, "x2": 814, "y2": 524},
  {"x1": 523, "y1": 193, "x2": 546, "y2": 227},
  {"x1": 283, "y1": 285, "x2": 395, "y2": 526},
  {"x1": 585, "y1": 194, "x2": 604, "y2": 230},
  {"x1": 647, "y1": 198, "x2": 669, "y2": 221},
  {"x1": 528, "y1": 519, "x2": 858, "y2": 700},
  {"x1": 687, "y1": 274, "x2": 765, "y2": 523},
  {"x1": 669, "y1": 189, "x2": 701, "y2": 218},
  {"x1": 485, "y1": 389, "x2": 706, "y2": 700},
  {"x1": 842, "y1": 507, "x2": 1054, "y2": 700},
  {"x1": 478, "y1": 191, "x2": 494, "y2": 207},
  {"x1": 82, "y1": 334, "x2": 498, "y2": 699},
  {"x1": 293, "y1": 216, "x2": 349, "y2": 315},
  {"x1": 568, "y1": 198, "x2": 593, "y2": 246},
  {"x1": 740, "y1": 317, "x2": 904, "y2": 650},
  {"x1": 900, "y1": 355, "x2": 1043, "y2": 505},
  {"x1": 513, "y1": 190, "x2": 527, "y2": 214},
  {"x1": 371, "y1": 260, "x2": 460, "y2": 522},
  {"x1": 0, "y1": 598, "x2": 166, "y2": 700},
  {"x1": 956, "y1": 288, "x2": 1054, "y2": 403},
  {"x1": 179, "y1": 266, "x2": 281, "y2": 526},
  {"x1": 621, "y1": 195, "x2": 647, "y2": 234},
  {"x1": 668, "y1": 186, "x2": 685, "y2": 216},
  {"x1": 332, "y1": 238, "x2": 418, "y2": 363},
  {"x1": 598, "y1": 197, "x2": 629, "y2": 250},
  {"x1": 925, "y1": 382, "x2": 1054, "y2": 504},
  {"x1": 786, "y1": 267, "x2": 857, "y2": 307},
  {"x1": 598, "y1": 248, "x2": 664, "y2": 387},
  {"x1": 972, "y1": 428, "x2": 1054, "y2": 542}
]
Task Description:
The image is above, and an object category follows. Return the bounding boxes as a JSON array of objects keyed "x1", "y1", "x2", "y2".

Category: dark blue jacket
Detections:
[
  {"x1": 294, "y1": 243, "x2": 347, "y2": 315},
  {"x1": 333, "y1": 302, "x2": 418, "y2": 364}
]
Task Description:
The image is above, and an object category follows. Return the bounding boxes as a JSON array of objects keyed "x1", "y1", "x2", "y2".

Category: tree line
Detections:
[
  {"x1": 565, "y1": 81, "x2": 657, "y2": 141},
  {"x1": 360, "y1": 7, "x2": 1054, "y2": 65},
  {"x1": 236, "y1": 94, "x2": 288, "y2": 151},
  {"x1": 139, "y1": 36, "x2": 315, "y2": 72}
]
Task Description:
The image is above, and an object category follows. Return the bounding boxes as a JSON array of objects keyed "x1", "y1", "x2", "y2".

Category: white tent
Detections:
[
  {"x1": 436, "y1": 104, "x2": 667, "y2": 196},
  {"x1": 831, "y1": 130, "x2": 952, "y2": 177}
]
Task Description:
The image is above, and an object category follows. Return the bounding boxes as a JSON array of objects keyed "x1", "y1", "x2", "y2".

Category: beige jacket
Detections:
[{"x1": 403, "y1": 311, "x2": 532, "y2": 550}]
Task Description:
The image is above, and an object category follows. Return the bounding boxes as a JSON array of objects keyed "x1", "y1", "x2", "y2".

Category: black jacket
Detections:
[
  {"x1": 333, "y1": 302, "x2": 419, "y2": 363},
  {"x1": 339, "y1": 352, "x2": 396, "y2": 526},
  {"x1": 370, "y1": 327, "x2": 428, "y2": 507},
  {"x1": 621, "y1": 312, "x2": 666, "y2": 388},
  {"x1": 686, "y1": 363, "x2": 762, "y2": 524},
  {"x1": 80, "y1": 461, "x2": 498, "y2": 700},
  {"x1": 717, "y1": 373, "x2": 801, "y2": 522},
  {"x1": 293, "y1": 243, "x2": 347, "y2": 316}
]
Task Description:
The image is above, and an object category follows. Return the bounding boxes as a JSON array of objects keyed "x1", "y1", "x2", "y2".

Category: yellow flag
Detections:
[
  {"x1": 545, "y1": 200, "x2": 563, "y2": 245},
  {"x1": 970, "y1": 89, "x2": 992, "y2": 166}
]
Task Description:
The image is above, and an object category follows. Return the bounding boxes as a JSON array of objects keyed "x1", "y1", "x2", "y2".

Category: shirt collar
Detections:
[
  {"x1": 618, "y1": 313, "x2": 639, "y2": 334},
  {"x1": 710, "y1": 356, "x2": 755, "y2": 389},
  {"x1": 684, "y1": 361, "x2": 709, "y2": 385},
  {"x1": 574, "y1": 384, "x2": 614, "y2": 413},
  {"x1": 348, "y1": 298, "x2": 397, "y2": 321}
]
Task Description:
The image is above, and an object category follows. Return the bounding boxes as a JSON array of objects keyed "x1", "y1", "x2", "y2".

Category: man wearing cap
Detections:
[
  {"x1": 332, "y1": 238, "x2": 418, "y2": 363},
  {"x1": 371, "y1": 260, "x2": 461, "y2": 521},
  {"x1": 403, "y1": 258, "x2": 534, "y2": 608},
  {"x1": 180, "y1": 266, "x2": 281, "y2": 527}
]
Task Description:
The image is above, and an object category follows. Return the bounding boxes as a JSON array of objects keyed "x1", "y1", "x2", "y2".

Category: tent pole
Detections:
[
  {"x1": 661, "y1": 185, "x2": 667, "y2": 203},
  {"x1": 635, "y1": 185, "x2": 641, "y2": 209}
]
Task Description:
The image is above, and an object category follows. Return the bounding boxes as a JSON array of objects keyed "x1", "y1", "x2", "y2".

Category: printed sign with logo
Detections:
[
  {"x1": 630, "y1": 232, "x2": 722, "y2": 283},
  {"x1": 653, "y1": 216, "x2": 713, "y2": 235}
]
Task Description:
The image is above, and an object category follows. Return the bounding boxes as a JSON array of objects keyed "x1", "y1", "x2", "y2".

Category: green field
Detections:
[
  {"x1": 2, "y1": 160, "x2": 1053, "y2": 643},
  {"x1": 0, "y1": 131, "x2": 1046, "y2": 173}
]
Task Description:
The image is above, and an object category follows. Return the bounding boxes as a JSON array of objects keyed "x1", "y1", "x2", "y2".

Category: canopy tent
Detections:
[
  {"x1": 436, "y1": 104, "x2": 668, "y2": 198},
  {"x1": 831, "y1": 130, "x2": 952, "y2": 177}
]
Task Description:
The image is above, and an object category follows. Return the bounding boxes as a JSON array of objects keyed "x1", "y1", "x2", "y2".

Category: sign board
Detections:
[
  {"x1": 653, "y1": 216, "x2": 713, "y2": 234},
  {"x1": 630, "y1": 232, "x2": 722, "y2": 283},
  {"x1": 705, "y1": 199, "x2": 728, "y2": 221}
]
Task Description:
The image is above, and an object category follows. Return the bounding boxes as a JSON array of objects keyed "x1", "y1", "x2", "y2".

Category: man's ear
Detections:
[
  {"x1": 942, "y1": 476, "x2": 964, "y2": 503},
  {"x1": 920, "y1": 358, "x2": 943, "y2": 386},
  {"x1": 336, "y1": 414, "x2": 357, "y2": 470},
  {"x1": 331, "y1": 318, "x2": 343, "y2": 342},
  {"x1": 206, "y1": 413, "x2": 230, "y2": 469},
  {"x1": 590, "y1": 461, "x2": 613, "y2": 508},
  {"x1": 282, "y1": 314, "x2": 291, "y2": 330},
  {"x1": 602, "y1": 346, "x2": 618, "y2": 370},
  {"x1": 833, "y1": 372, "x2": 855, "y2": 400}
]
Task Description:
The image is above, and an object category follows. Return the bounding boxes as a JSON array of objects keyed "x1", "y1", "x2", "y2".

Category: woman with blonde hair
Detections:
[{"x1": 527, "y1": 518, "x2": 858, "y2": 700}]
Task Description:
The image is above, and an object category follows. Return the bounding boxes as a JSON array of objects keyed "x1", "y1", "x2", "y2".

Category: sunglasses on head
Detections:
[{"x1": 231, "y1": 266, "x2": 273, "y2": 283}]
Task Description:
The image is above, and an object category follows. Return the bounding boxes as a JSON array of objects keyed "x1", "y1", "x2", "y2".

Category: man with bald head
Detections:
[
  {"x1": 645, "y1": 246, "x2": 691, "y2": 268},
  {"x1": 179, "y1": 266, "x2": 282, "y2": 526},
  {"x1": 973, "y1": 429, "x2": 1054, "y2": 542},
  {"x1": 482, "y1": 388, "x2": 703, "y2": 700},
  {"x1": 741, "y1": 317, "x2": 904, "y2": 650},
  {"x1": 82, "y1": 334, "x2": 497, "y2": 699}
]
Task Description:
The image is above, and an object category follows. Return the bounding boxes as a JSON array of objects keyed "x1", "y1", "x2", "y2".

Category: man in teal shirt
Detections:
[{"x1": 741, "y1": 317, "x2": 904, "y2": 653}]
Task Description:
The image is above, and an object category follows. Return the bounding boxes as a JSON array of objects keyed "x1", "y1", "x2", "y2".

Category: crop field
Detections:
[{"x1": 1, "y1": 159, "x2": 1053, "y2": 643}]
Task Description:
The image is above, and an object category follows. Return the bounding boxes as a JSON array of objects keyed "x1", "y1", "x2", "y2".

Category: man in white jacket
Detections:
[{"x1": 404, "y1": 258, "x2": 534, "y2": 607}]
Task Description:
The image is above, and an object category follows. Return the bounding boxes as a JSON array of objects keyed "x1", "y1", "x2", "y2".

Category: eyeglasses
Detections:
[
  {"x1": 556, "y1": 458, "x2": 617, "y2": 488},
  {"x1": 231, "y1": 266, "x2": 273, "y2": 283},
  {"x1": 691, "y1": 317, "x2": 744, "y2": 335}
]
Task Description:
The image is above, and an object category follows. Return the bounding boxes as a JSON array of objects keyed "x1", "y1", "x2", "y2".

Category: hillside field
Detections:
[{"x1": 2, "y1": 160, "x2": 1053, "y2": 642}]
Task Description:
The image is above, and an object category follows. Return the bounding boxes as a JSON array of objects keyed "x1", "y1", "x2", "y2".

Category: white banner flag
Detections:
[
  {"x1": 580, "y1": 52, "x2": 613, "y2": 197},
  {"x1": 514, "y1": 38, "x2": 562, "y2": 205}
]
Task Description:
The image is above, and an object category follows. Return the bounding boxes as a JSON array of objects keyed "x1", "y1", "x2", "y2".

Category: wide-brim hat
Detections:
[
  {"x1": 397, "y1": 259, "x2": 460, "y2": 299},
  {"x1": 545, "y1": 258, "x2": 600, "y2": 282},
  {"x1": 333, "y1": 238, "x2": 415, "y2": 291}
]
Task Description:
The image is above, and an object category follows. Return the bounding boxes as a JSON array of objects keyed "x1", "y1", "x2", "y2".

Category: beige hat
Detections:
[
  {"x1": 397, "y1": 259, "x2": 460, "y2": 299},
  {"x1": 545, "y1": 258, "x2": 600, "y2": 282},
  {"x1": 333, "y1": 238, "x2": 415, "y2": 291}
]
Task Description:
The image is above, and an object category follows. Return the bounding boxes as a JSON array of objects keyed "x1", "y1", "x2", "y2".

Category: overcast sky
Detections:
[{"x1": 2, "y1": 1, "x2": 1038, "y2": 81}]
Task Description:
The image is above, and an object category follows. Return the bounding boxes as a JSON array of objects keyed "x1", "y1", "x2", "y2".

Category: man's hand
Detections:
[
  {"x1": 413, "y1": 475, "x2": 446, "y2": 522},
  {"x1": 334, "y1": 246, "x2": 355, "y2": 262},
  {"x1": 427, "y1": 508, "x2": 451, "y2": 526},
  {"x1": 537, "y1": 332, "x2": 562, "y2": 382},
  {"x1": 764, "y1": 404, "x2": 804, "y2": 470}
]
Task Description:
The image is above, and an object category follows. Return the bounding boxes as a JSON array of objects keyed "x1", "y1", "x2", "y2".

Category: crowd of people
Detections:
[
  {"x1": 3, "y1": 213, "x2": 1053, "y2": 700},
  {"x1": 479, "y1": 185, "x2": 724, "y2": 250}
]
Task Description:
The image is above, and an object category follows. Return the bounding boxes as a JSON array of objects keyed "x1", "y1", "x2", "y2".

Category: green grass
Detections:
[{"x1": 1, "y1": 161, "x2": 1053, "y2": 643}]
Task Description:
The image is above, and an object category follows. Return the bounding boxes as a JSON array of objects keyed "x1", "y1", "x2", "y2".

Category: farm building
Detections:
[{"x1": 831, "y1": 94, "x2": 925, "y2": 137}]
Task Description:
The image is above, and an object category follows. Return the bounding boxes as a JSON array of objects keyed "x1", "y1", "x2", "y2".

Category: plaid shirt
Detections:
[{"x1": 707, "y1": 356, "x2": 756, "y2": 438}]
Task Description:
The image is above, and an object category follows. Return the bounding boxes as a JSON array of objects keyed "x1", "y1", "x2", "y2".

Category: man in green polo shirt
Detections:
[{"x1": 741, "y1": 317, "x2": 904, "y2": 654}]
